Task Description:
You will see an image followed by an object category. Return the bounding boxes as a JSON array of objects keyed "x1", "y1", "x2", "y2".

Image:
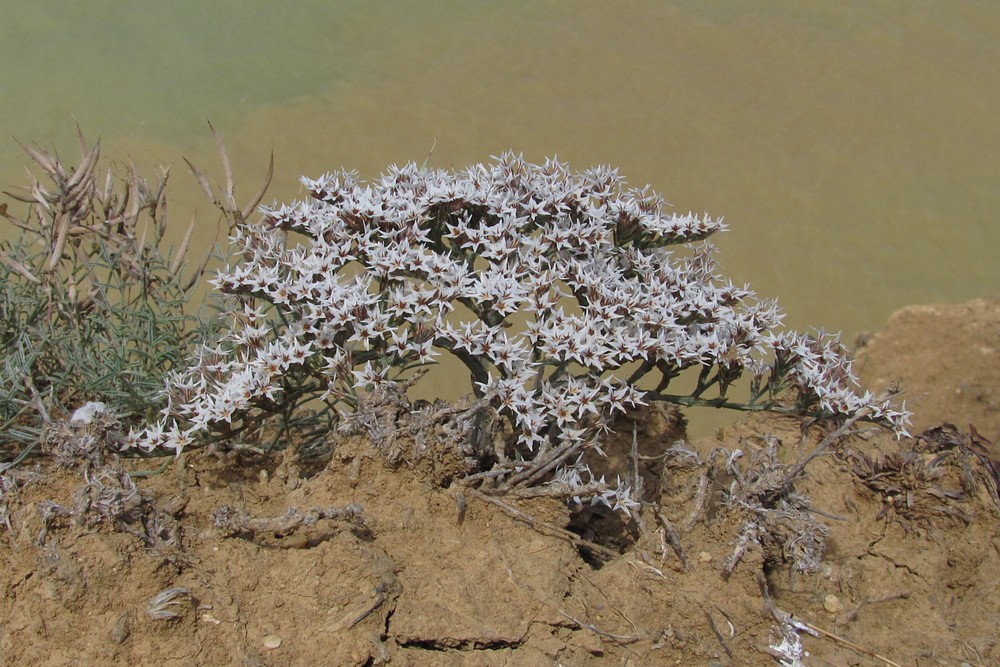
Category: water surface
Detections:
[{"x1": 3, "y1": 1, "x2": 997, "y2": 432}]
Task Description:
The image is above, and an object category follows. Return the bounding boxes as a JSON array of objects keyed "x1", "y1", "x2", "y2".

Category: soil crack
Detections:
[{"x1": 395, "y1": 636, "x2": 525, "y2": 652}]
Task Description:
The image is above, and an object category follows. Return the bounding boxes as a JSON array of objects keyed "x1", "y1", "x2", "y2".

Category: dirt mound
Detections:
[
  {"x1": 2, "y1": 297, "x2": 999, "y2": 666},
  {"x1": 855, "y1": 295, "x2": 1000, "y2": 439}
]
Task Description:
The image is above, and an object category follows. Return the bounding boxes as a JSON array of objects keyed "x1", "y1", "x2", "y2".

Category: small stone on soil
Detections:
[{"x1": 823, "y1": 594, "x2": 844, "y2": 614}]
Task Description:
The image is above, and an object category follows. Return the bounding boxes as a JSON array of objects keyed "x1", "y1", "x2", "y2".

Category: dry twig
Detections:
[
  {"x1": 799, "y1": 619, "x2": 904, "y2": 667},
  {"x1": 467, "y1": 488, "x2": 619, "y2": 560}
]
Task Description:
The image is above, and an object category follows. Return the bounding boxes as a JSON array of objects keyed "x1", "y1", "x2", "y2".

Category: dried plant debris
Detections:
[
  {"x1": 334, "y1": 379, "x2": 501, "y2": 479},
  {"x1": 33, "y1": 465, "x2": 182, "y2": 552},
  {"x1": 212, "y1": 503, "x2": 364, "y2": 546},
  {"x1": 73, "y1": 466, "x2": 140, "y2": 525},
  {"x1": 44, "y1": 401, "x2": 123, "y2": 468},
  {"x1": 13, "y1": 406, "x2": 184, "y2": 551},
  {"x1": 0, "y1": 465, "x2": 45, "y2": 534},
  {"x1": 961, "y1": 424, "x2": 1000, "y2": 507},
  {"x1": 844, "y1": 423, "x2": 994, "y2": 529},
  {"x1": 41, "y1": 407, "x2": 137, "y2": 518},
  {"x1": 714, "y1": 436, "x2": 831, "y2": 576},
  {"x1": 147, "y1": 587, "x2": 192, "y2": 621},
  {"x1": 658, "y1": 430, "x2": 839, "y2": 579}
]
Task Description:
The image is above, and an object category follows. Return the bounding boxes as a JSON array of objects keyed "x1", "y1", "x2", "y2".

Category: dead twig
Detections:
[
  {"x1": 630, "y1": 423, "x2": 649, "y2": 535},
  {"x1": 212, "y1": 504, "x2": 364, "y2": 539},
  {"x1": 503, "y1": 479, "x2": 607, "y2": 501},
  {"x1": 764, "y1": 409, "x2": 869, "y2": 505},
  {"x1": 798, "y1": 619, "x2": 904, "y2": 667},
  {"x1": 325, "y1": 578, "x2": 396, "y2": 632},
  {"x1": 683, "y1": 471, "x2": 710, "y2": 531},
  {"x1": 837, "y1": 590, "x2": 910, "y2": 625},
  {"x1": 758, "y1": 572, "x2": 904, "y2": 667},
  {"x1": 467, "y1": 488, "x2": 619, "y2": 560},
  {"x1": 553, "y1": 607, "x2": 644, "y2": 644},
  {"x1": 655, "y1": 511, "x2": 686, "y2": 568},
  {"x1": 503, "y1": 437, "x2": 583, "y2": 490},
  {"x1": 703, "y1": 609, "x2": 733, "y2": 659}
]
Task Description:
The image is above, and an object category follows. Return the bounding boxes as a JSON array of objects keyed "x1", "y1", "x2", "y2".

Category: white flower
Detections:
[
  {"x1": 352, "y1": 362, "x2": 390, "y2": 389},
  {"x1": 131, "y1": 153, "x2": 907, "y2": 482}
]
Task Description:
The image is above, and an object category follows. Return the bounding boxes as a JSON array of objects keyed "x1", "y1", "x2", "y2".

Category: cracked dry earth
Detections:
[{"x1": 2, "y1": 295, "x2": 999, "y2": 666}]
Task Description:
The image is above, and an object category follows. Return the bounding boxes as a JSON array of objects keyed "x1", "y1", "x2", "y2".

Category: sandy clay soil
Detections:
[{"x1": 1, "y1": 295, "x2": 999, "y2": 666}]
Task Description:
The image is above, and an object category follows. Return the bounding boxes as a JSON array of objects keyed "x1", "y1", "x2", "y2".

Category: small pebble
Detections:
[
  {"x1": 823, "y1": 594, "x2": 843, "y2": 614},
  {"x1": 697, "y1": 551, "x2": 713, "y2": 564},
  {"x1": 263, "y1": 634, "x2": 282, "y2": 649}
]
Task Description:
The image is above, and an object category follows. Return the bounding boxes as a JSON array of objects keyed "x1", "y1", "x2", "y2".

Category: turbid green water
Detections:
[{"x1": 3, "y1": 1, "x2": 998, "y2": 432}]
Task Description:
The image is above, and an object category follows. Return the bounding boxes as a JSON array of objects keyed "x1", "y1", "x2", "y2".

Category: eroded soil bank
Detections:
[{"x1": 2, "y1": 296, "x2": 999, "y2": 666}]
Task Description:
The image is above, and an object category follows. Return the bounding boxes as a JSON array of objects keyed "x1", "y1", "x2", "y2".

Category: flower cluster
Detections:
[{"x1": 128, "y1": 153, "x2": 908, "y2": 499}]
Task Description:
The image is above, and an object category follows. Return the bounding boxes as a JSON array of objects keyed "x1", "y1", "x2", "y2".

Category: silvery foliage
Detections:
[{"x1": 128, "y1": 153, "x2": 907, "y2": 503}]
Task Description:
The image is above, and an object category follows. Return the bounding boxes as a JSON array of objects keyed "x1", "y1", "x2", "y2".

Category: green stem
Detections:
[{"x1": 127, "y1": 456, "x2": 174, "y2": 478}]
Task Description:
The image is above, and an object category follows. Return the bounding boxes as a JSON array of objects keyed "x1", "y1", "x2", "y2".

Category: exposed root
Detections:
[{"x1": 212, "y1": 503, "x2": 364, "y2": 545}]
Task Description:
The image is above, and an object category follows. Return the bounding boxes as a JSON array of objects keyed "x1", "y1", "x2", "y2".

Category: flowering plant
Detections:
[{"x1": 129, "y1": 153, "x2": 907, "y2": 502}]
